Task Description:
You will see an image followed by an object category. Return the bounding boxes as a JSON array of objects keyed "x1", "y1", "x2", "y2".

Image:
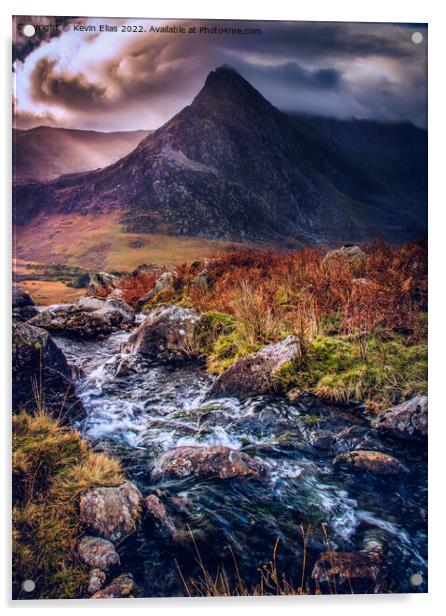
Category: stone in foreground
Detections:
[
  {"x1": 312, "y1": 550, "x2": 381, "y2": 589},
  {"x1": 125, "y1": 304, "x2": 201, "y2": 361},
  {"x1": 12, "y1": 320, "x2": 84, "y2": 420},
  {"x1": 152, "y1": 445, "x2": 268, "y2": 480},
  {"x1": 77, "y1": 536, "x2": 120, "y2": 571},
  {"x1": 206, "y1": 336, "x2": 299, "y2": 399},
  {"x1": 79, "y1": 481, "x2": 143, "y2": 543},
  {"x1": 87, "y1": 569, "x2": 107, "y2": 595},
  {"x1": 144, "y1": 494, "x2": 177, "y2": 538},
  {"x1": 372, "y1": 396, "x2": 427, "y2": 441},
  {"x1": 333, "y1": 450, "x2": 409, "y2": 475},
  {"x1": 91, "y1": 574, "x2": 134, "y2": 599}
]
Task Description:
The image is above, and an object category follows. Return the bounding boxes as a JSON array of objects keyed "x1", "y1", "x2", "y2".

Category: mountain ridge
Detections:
[{"x1": 13, "y1": 65, "x2": 427, "y2": 243}]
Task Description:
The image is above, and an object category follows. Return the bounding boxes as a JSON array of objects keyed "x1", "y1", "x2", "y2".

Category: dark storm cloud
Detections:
[
  {"x1": 230, "y1": 61, "x2": 344, "y2": 91},
  {"x1": 30, "y1": 58, "x2": 108, "y2": 111},
  {"x1": 16, "y1": 19, "x2": 427, "y2": 129},
  {"x1": 12, "y1": 16, "x2": 84, "y2": 63}
]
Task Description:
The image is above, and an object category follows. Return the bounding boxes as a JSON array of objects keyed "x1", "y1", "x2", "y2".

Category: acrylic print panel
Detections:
[{"x1": 12, "y1": 16, "x2": 427, "y2": 600}]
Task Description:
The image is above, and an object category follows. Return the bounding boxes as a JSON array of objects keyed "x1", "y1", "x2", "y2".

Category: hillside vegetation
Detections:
[{"x1": 113, "y1": 240, "x2": 427, "y2": 412}]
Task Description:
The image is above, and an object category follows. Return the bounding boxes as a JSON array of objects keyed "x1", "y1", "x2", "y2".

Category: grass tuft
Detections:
[{"x1": 12, "y1": 411, "x2": 124, "y2": 599}]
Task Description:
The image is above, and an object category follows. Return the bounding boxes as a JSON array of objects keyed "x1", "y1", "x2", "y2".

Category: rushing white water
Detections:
[{"x1": 55, "y1": 330, "x2": 428, "y2": 594}]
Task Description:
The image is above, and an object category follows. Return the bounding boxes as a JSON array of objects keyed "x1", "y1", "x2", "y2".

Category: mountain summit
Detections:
[{"x1": 13, "y1": 67, "x2": 427, "y2": 243}]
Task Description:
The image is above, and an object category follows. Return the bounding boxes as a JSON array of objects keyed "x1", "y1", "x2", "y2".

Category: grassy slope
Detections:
[{"x1": 14, "y1": 213, "x2": 240, "y2": 303}]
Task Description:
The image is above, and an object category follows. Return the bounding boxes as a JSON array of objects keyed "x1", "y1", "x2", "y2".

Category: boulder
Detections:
[
  {"x1": 29, "y1": 296, "x2": 133, "y2": 339},
  {"x1": 79, "y1": 481, "x2": 143, "y2": 543},
  {"x1": 135, "y1": 271, "x2": 177, "y2": 311},
  {"x1": 12, "y1": 320, "x2": 84, "y2": 420},
  {"x1": 206, "y1": 336, "x2": 299, "y2": 399},
  {"x1": 12, "y1": 287, "x2": 38, "y2": 321},
  {"x1": 88, "y1": 271, "x2": 119, "y2": 297},
  {"x1": 372, "y1": 396, "x2": 428, "y2": 441},
  {"x1": 144, "y1": 494, "x2": 177, "y2": 538},
  {"x1": 87, "y1": 569, "x2": 107, "y2": 595},
  {"x1": 152, "y1": 445, "x2": 268, "y2": 480},
  {"x1": 91, "y1": 574, "x2": 134, "y2": 599},
  {"x1": 77, "y1": 536, "x2": 120, "y2": 571},
  {"x1": 333, "y1": 450, "x2": 409, "y2": 475},
  {"x1": 323, "y1": 245, "x2": 366, "y2": 275},
  {"x1": 312, "y1": 550, "x2": 381, "y2": 589},
  {"x1": 125, "y1": 304, "x2": 201, "y2": 361}
]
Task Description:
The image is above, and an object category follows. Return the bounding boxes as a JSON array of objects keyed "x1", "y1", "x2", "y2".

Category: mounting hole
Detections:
[
  {"x1": 411, "y1": 31, "x2": 423, "y2": 44},
  {"x1": 409, "y1": 573, "x2": 423, "y2": 586},
  {"x1": 23, "y1": 24, "x2": 36, "y2": 38},
  {"x1": 22, "y1": 579, "x2": 35, "y2": 593}
]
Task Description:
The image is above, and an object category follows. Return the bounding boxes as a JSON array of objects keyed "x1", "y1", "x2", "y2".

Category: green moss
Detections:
[
  {"x1": 12, "y1": 412, "x2": 124, "y2": 600},
  {"x1": 275, "y1": 334, "x2": 427, "y2": 412}
]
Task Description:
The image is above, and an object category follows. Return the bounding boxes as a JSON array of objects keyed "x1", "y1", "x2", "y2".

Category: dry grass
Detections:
[
  {"x1": 177, "y1": 524, "x2": 354, "y2": 596},
  {"x1": 119, "y1": 239, "x2": 427, "y2": 411},
  {"x1": 12, "y1": 411, "x2": 124, "y2": 599}
]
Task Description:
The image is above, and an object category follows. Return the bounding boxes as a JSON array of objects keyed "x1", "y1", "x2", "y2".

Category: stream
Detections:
[{"x1": 55, "y1": 329, "x2": 428, "y2": 596}]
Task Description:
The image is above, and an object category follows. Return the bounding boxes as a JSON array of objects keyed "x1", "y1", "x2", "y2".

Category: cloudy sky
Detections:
[{"x1": 12, "y1": 17, "x2": 427, "y2": 131}]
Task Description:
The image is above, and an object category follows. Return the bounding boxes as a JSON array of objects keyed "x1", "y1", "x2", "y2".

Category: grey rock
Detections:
[
  {"x1": 372, "y1": 396, "x2": 427, "y2": 441},
  {"x1": 333, "y1": 450, "x2": 409, "y2": 475},
  {"x1": 77, "y1": 536, "x2": 120, "y2": 571},
  {"x1": 12, "y1": 287, "x2": 38, "y2": 321},
  {"x1": 207, "y1": 336, "x2": 299, "y2": 399},
  {"x1": 152, "y1": 445, "x2": 268, "y2": 480},
  {"x1": 125, "y1": 304, "x2": 201, "y2": 361},
  {"x1": 80, "y1": 481, "x2": 143, "y2": 543},
  {"x1": 12, "y1": 320, "x2": 84, "y2": 420},
  {"x1": 91, "y1": 574, "x2": 134, "y2": 599},
  {"x1": 87, "y1": 569, "x2": 107, "y2": 595}
]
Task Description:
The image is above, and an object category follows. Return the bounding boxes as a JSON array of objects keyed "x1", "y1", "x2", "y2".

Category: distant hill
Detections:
[
  {"x1": 13, "y1": 66, "x2": 427, "y2": 243},
  {"x1": 13, "y1": 126, "x2": 150, "y2": 183}
]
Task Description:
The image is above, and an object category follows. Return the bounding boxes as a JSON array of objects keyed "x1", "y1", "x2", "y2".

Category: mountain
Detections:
[
  {"x1": 13, "y1": 66, "x2": 427, "y2": 243},
  {"x1": 13, "y1": 126, "x2": 150, "y2": 183}
]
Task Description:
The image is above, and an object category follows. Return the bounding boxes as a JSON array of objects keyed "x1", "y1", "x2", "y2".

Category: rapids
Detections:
[{"x1": 56, "y1": 329, "x2": 427, "y2": 596}]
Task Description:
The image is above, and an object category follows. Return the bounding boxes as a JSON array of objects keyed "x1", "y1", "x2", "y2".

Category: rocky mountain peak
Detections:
[{"x1": 192, "y1": 64, "x2": 272, "y2": 112}]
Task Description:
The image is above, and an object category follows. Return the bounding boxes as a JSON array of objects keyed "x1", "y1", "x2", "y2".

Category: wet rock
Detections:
[
  {"x1": 372, "y1": 396, "x2": 428, "y2": 441},
  {"x1": 206, "y1": 336, "x2": 299, "y2": 399},
  {"x1": 323, "y1": 245, "x2": 366, "y2": 275},
  {"x1": 169, "y1": 495, "x2": 189, "y2": 514},
  {"x1": 78, "y1": 296, "x2": 134, "y2": 325},
  {"x1": 91, "y1": 574, "x2": 134, "y2": 599},
  {"x1": 312, "y1": 550, "x2": 381, "y2": 589},
  {"x1": 135, "y1": 271, "x2": 177, "y2": 311},
  {"x1": 333, "y1": 425, "x2": 371, "y2": 453},
  {"x1": 12, "y1": 320, "x2": 85, "y2": 420},
  {"x1": 79, "y1": 481, "x2": 143, "y2": 543},
  {"x1": 144, "y1": 494, "x2": 177, "y2": 538},
  {"x1": 12, "y1": 287, "x2": 38, "y2": 321},
  {"x1": 77, "y1": 536, "x2": 120, "y2": 570},
  {"x1": 333, "y1": 450, "x2": 409, "y2": 475},
  {"x1": 125, "y1": 304, "x2": 201, "y2": 361},
  {"x1": 310, "y1": 431, "x2": 336, "y2": 450},
  {"x1": 152, "y1": 445, "x2": 268, "y2": 480},
  {"x1": 29, "y1": 296, "x2": 133, "y2": 339},
  {"x1": 87, "y1": 569, "x2": 107, "y2": 595}
]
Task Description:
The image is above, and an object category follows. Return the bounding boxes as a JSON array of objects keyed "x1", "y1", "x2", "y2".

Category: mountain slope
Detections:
[
  {"x1": 13, "y1": 126, "x2": 150, "y2": 183},
  {"x1": 13, "y1": 66, "x2": 427, "y2": 243}
]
